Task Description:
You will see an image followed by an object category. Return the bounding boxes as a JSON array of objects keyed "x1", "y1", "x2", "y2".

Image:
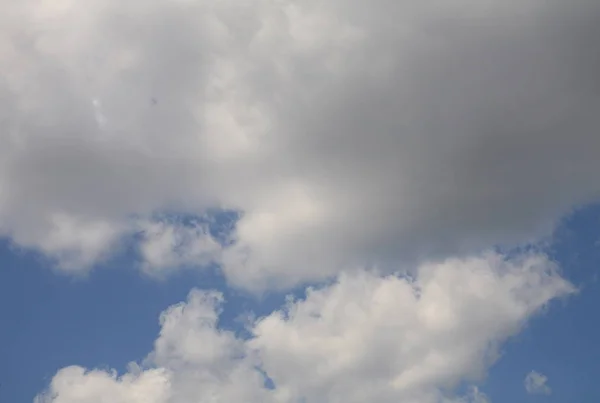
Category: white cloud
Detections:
[
  {"x1": 33, "y1": 213, "x2": 126, "y2": 271},
  {"x1": 36, "y1": 253, "x2": 574, "y2": 403},
  {"x1": 1, "y1": 0, "x2": 600, "y2": 287},
  {"x1": 34, "y1": 366, "x2": 172, "y2": 403},
  {"x1": 524, "y1": 371, "x2": 552, "y2": 395},
  {"x1": 445, "y1": 388, "x2": 490, "y2": 403},
  {"x1": 137, "y1": 219, "x2": 222, "y2": 277}
]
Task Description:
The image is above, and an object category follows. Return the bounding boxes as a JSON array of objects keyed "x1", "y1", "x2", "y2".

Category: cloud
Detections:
[
  {"x1": 34, "y1": 366, "x2": 172, "y2": 403},
  {"x1": 36, "y1": 253, "x2": 573, "y2": 403},
  {"x1": 524, "y1": 371, "x2": 552, "y2": 395},
  {"x1": 1, "y1": 0, "x2": 600, "y2": 287},
  {"x1": 137, "y1": 219, "x2": 222, "y2": 277},
  {"x1": 445, "y1": 388, "x2": 491, "y2": 403}
]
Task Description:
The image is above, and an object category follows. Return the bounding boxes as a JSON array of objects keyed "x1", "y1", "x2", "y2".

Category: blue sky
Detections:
[
  {"x1": 2, "y1": 205, "x2": 600, "y2": 402},
  {"x1": 486, "y1": 206, "x2": 600, "y2": 403}
]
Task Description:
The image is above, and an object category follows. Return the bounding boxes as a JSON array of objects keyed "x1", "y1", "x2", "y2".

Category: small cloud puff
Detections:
[{"x1": 524, "y1": 371, "x2": 552, "y2": 395}]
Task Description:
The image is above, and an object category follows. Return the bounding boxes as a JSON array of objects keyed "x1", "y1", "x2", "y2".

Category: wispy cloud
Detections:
[{"x1": 525, "y1": 371, "x2": 552, "y2": 395}]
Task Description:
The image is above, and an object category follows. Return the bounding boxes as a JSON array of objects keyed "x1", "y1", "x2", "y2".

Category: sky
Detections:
[{"x1": 1, "y1": 0, "x2": 600, "y2": 402}]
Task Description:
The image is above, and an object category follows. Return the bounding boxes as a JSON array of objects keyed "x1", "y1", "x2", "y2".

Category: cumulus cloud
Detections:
[
  {"x1": 1, "y1": 0, "x2": 600, "y2": 287},
  {"x1": 35, "y1": 253, "x2": 574, "y2": 403},
  {"x1": 524, "y1": 371, "x2": 552, "y2": 395}
]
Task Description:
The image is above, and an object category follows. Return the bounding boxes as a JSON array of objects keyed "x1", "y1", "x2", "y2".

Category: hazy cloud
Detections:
[{"x1": 525, "y1": 371, "x2": 552, "y2": 395}]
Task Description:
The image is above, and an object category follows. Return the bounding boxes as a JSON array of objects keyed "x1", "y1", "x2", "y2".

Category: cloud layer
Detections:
[
  {"x1": 3, "y1": 1, "x2": 595, "y2": 401},
  {"x1": 1, "y1": 0, "x2": 600, "y2": 288},
  {"x1": 35, "y1": 254, "x2": 573, "y2": 403}
]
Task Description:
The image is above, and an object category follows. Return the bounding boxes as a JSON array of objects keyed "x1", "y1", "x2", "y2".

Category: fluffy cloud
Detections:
[
  {"x1": 34, "y1": 366, "x2": 172, "y2": 403},
  {"x1": 524, "y1": 371, "x2": 552, "y2": 395},
  {"x1": 36, "y1": 253, "x2": 574, "y2": 403},
  {"x1": 1, "y1": 0, "x2": 600, "y2": 287},
  {"x1": 137, "y1": 219, "x2": 222, "y2": 276}
]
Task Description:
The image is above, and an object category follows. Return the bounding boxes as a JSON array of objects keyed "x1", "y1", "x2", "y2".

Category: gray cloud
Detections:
[{"x1": 1, "y1": 0, "x2": 600, "y2": 287}]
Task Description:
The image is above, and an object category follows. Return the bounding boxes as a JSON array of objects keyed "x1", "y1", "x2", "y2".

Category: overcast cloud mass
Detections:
[{"x1": 1, "y1": 0, "x2": 599, "y2": 401}]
